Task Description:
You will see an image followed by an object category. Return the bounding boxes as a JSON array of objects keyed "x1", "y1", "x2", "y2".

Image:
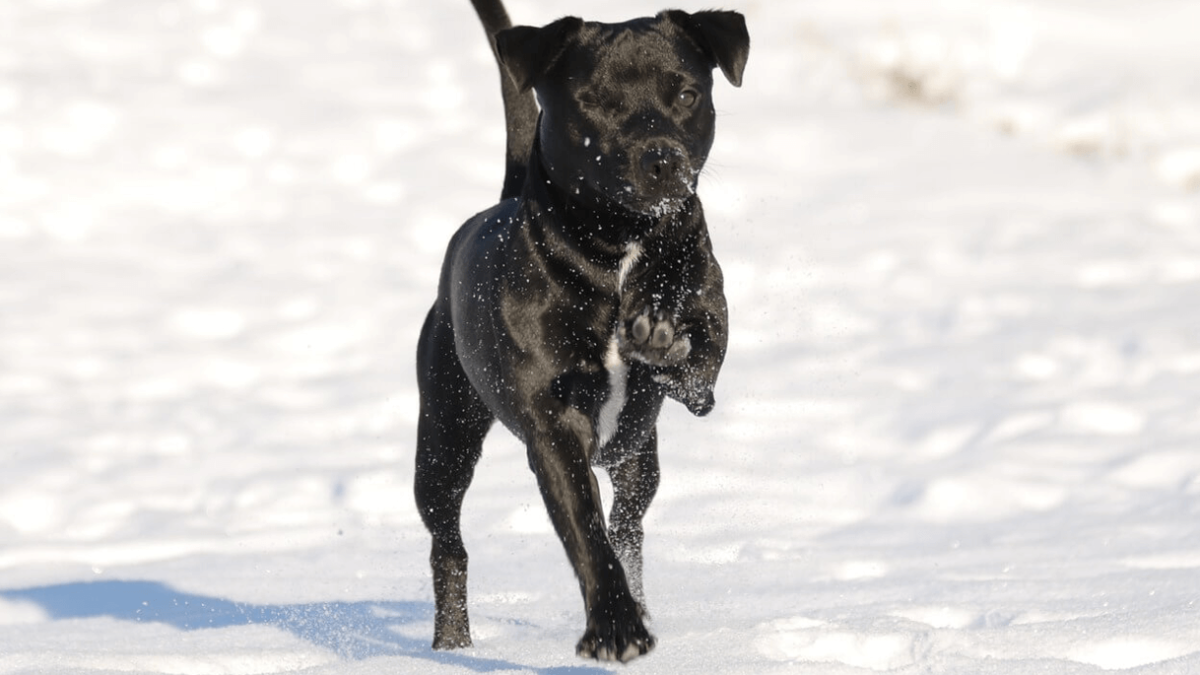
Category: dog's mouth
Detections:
[{"x1": 617, "y1": 188, "x2": 694, "y2": 218}]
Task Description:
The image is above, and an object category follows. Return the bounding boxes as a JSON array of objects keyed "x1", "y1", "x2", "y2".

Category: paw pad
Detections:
[
  {"x1": 621, "y1": 308, "x2": 690, "y2": 366},
  {"x1": 630, "y1": 312, "x2": 674, "y2": 349}
]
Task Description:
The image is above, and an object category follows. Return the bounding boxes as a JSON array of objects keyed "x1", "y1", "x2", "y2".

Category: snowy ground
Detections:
[{"x1": 2, "y1": 0, "x2": 1200, "y2": 673}]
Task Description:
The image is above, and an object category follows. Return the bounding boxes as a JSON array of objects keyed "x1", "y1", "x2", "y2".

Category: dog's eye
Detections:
[{"x1": 677, "y1": 89, "x2": 700, "y2": 108}]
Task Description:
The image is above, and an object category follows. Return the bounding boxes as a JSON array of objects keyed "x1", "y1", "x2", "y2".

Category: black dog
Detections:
[{"x1": 414, "y1": 0, "x2": 748, "y2": 663}]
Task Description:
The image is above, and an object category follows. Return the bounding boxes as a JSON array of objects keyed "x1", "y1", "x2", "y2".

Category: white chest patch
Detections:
[
  {"x1": 596, "y1": 336, "x2": 627, "y2": 447},
  {"x1": 618, "y1": 241, "x2": 642, "y2": 291},
  {"x1": 596, "y1": 242, "x2": 644, "y2": 448}
]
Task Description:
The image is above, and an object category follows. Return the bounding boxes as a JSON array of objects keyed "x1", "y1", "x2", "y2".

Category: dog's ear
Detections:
[
  {"x1": 496, "y1": 17, "x2": 585, "y2": 93},
  {"x1": 664, "y1": 10, "x2": 750, "y2": 87}
]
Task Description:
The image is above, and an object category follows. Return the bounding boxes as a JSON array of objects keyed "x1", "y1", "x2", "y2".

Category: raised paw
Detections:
[{"x1": 619, "y1": 308, "x2": 691, "y2": 367}]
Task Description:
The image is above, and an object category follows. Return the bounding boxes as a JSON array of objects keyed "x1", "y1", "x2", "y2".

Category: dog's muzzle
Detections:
[{"x1": 624, "y1": 142, "x2": 697, "y2": 216}]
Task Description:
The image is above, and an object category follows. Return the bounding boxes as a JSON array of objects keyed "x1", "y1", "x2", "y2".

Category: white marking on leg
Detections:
[{"x1": 597, "y1": 336, "x2": 627, "y2": 448}]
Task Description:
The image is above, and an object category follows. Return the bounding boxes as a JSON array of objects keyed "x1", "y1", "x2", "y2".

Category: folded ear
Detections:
[
  {"x1": 495, "y1": 16, "x2": 585, "y2": 92},
  {"x1": 664, "y1": 10, "x2": 750, "y2": 87}
]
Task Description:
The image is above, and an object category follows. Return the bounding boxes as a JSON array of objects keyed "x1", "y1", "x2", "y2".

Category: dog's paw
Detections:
[
  {"x1": 431, "y1": 632, "x2": 472, "y2": 651},
  {"x1": 575, "y1": 605, "x2": 656, "y2": 663},
  {"x1": 619, "y1": 308, "x2": 690, "y2": 367},
  {"x1": 656, "y1": 372, "x2": 716, "y2": 417}
]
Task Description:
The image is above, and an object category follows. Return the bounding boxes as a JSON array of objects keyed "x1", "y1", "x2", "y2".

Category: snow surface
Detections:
[{"x1": 2, "y1": 0, "x2": 1200, "y2": 673}]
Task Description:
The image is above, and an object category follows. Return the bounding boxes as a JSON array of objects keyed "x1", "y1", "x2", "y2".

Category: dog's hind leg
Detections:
[
  {"x1": 607, "y1": 435, "x2": 660, "y2": 613},
  {"x1": 414, "y1": 306, "x2": 494, "y2": 650}
]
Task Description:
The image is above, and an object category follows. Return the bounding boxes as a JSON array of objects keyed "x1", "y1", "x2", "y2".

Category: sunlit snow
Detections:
[{"x1": 2, "y1": 0, "x2": 1199, "y2": 673}]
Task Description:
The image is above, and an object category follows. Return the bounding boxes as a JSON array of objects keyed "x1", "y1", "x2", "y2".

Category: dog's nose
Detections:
[{"x1": 639, "y1": 145, "x2": 687, "y2": 183}]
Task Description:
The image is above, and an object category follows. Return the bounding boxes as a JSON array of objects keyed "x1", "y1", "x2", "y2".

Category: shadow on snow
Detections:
[{"x1": 1, "y1": 580, "x2": 608, "y2": 675}]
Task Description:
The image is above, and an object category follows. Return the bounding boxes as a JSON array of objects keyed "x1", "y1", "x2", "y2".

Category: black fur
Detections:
[{"x1": 415, "y1": 0, "x2": 748, "y2": 663}]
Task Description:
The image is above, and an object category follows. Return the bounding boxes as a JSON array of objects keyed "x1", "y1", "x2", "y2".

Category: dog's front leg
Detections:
[
  {"x1": 525, "y1": 408, "x2": 655, "y2": 663},
  {"x1": 619, "y1": 240, "x2": 729, "y2": 417}
]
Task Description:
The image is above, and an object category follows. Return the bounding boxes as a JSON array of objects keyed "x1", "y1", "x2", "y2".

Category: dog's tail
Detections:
[{"x1": 469, "y1": 0, "x2": 539, "y2": 201}]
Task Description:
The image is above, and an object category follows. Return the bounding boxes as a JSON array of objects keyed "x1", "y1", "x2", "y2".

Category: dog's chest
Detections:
[{"x1": 595, "y1": 242, "x2": 643, "y2": 447}]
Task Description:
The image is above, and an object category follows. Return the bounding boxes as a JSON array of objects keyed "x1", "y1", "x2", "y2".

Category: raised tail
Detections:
[{"x1": 469, "y1": 0, "x2": 539, "y2": 201}]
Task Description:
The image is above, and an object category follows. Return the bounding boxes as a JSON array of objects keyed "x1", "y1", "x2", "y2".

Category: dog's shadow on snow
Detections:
[{"x1": 1, "y1": 580, "x2": 608, "y2": 674}]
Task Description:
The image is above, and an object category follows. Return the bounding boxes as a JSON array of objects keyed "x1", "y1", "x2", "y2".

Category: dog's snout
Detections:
[
  {"x1": 627, "y1": 143, "x2": 696, "y2": 213},
  {"x1": 640, "y1": 146, "x2": 687, "y2": 182}
]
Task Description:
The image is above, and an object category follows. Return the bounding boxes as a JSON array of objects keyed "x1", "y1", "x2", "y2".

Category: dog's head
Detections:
[{"x1": 496, "y1": 10, "x2": 749, "y2": 218}]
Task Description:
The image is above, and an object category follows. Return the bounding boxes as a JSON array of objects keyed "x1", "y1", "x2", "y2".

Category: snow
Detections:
[{"x1": 2, "y1": 0, "x2": 1199, "y2": 673}]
